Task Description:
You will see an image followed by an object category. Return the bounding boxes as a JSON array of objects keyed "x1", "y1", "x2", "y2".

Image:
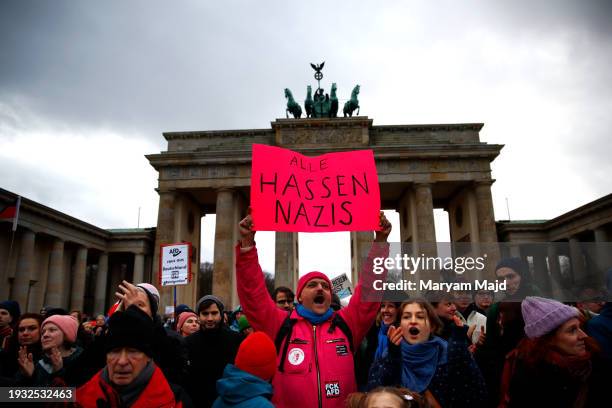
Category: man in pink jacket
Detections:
[{"x1": 236, "y1": 212, "x2": 391, "y2": 408}]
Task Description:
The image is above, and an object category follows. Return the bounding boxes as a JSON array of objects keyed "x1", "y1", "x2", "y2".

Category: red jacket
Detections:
[
  {"x1": 236, "y1": 242, "x2": 389, "y2": 408},
  {"x1": 76, "y1": 364, "x2": 182, "y2": 408}
]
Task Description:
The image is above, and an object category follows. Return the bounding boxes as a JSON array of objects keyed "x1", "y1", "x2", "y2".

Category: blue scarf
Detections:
[
  {"x1": 374, "y1": 323, "x2": 390, "y2": 360},
  {"x1": 400, "y1": 336, "x2": 448, "y2": 393},
  {"x1": 296, "y1": 304, "x2": 333, "y2": 325}
]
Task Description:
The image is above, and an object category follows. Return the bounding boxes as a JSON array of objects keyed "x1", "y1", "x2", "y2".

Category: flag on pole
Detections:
[{"x1": 0, "y1": 196, "x2": 21, "y2": 231}]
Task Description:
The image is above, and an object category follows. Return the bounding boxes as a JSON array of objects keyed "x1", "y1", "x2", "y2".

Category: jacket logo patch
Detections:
[
  {"x1": 335, "y1": 344, "x2": 348, "y2": 356},
  {"x1": 325, "y1": 381, "x2": 341, "y2": 398},
  {"x1": 287, "y1": 348, "x2": 305, "y2": 365}
]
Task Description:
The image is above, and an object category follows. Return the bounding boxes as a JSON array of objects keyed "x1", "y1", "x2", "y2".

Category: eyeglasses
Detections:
[{"x1": 276, "y1": 299, "x2": 293, "y2": 305}]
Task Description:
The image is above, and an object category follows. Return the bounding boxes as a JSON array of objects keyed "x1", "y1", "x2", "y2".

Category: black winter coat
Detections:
[{"x1": 184, "y1": 327, "x2": 243, "y2": 407}]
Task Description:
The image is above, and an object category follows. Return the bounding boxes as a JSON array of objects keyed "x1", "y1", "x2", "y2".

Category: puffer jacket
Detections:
[
  {"x1": 212, "y1": 364, "x2": 273, "y2": 407},
  {"x1": 236, "y1": 242, "x2": 389, "y2": 408}
]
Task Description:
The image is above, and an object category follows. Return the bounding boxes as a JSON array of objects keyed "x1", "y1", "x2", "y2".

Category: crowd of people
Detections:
[{"x1": 0, "y1": 212, "x2": 611, "y2": 407}]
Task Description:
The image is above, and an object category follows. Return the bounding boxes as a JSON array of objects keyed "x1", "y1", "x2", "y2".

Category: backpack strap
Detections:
[
  {"x1": 275, "y1": 314, "x2": 298, "y2": 373},
  {"x1": 327, "y1": 313, "x2": 354, "y2": 353}
]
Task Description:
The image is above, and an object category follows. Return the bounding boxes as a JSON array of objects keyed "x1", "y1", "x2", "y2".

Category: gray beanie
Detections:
[{"x1": 195, "y1": 295, "x2": 225, "y2": 315}]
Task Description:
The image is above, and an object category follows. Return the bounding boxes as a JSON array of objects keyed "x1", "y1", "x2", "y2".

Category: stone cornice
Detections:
[
  {"x1": 544, "y1": 193, "x2": 612, "y2": 230},
  {"x1": 147, "y1": 143, "x2": 503, "y2": 169},
  {"x1": 496, "y1": 193, "x2": 612, "y2": 235},
  {"x1": 271, "y1": 117, "x2": 373, "y2": 129},
  {"x1": 371, "y1": 123, "x2": 484, "y2": 132},
  {"x1": 0, "y1": 188, "x2": 110, "y2": 239},
  {"x1": 163, "y1": 129, "x2": 273, "y2": 140}
]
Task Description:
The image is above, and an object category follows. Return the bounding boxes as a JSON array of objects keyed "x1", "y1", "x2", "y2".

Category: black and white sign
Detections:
[{"x1": 159, "y1": 243, "x2": 191, "y2": 286}]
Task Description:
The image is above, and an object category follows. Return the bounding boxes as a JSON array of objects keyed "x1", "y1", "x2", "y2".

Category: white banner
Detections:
[{"x1": 160, "y1": 243, "x2": 191, "y2": 286}]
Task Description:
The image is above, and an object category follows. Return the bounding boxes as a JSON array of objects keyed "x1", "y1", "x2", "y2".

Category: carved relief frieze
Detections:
[
  {"x1": 278, "y1": 127, "x2": 366, "y2": 146},
  {"x1": 161, "y1": 165, "x2": 244, "y2": 180}
]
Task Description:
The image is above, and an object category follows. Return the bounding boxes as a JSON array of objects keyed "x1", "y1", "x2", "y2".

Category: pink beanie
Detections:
[
  {"x1": 296, "y1": 271, "x2": 332, "y2": 301},
  {"x1": 42, "y1": 315, "x2": 78, "y2": 343},
  {"x1": 177, "y1": 311, "x2": 198, "y2": 333}
]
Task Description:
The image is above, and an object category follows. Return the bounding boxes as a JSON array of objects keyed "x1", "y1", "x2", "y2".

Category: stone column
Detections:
[
  {"x1": 45, "y1": 239, "x2": 64, "y2": 307},
  {"x1": 593, "y1": 227, "x2": 608, "y2": 243},
  {"x1": 28, "y1": 244, "x2": 50, "y2": 312},
  {"x1": 133, "y1": 253, "x2": 145, "y2": 283},
  {"x1": 533, "y1": 250, "x2": 551, "y2": 295},
  {"x1": 13, "y1": 230, "x2": 35, "y2": 311},
  {"x1": 474, "y1": 181, "x2": 500, "y2": 278},
  {"x1": 466, "y1": 189, "x2": 480, "y2": 243},
  {"x1": 94, "y1": 253, "x2": 109, "y2": 315},
  {"x1": 153, "y1": 190, "x2": 176, "y2": 308},
  {"x1": 275, "y1": 232, "x2": 299, "y2": 290},
  {"x1": 569, "y1": 237, "x2": 586, "y2": 285},
  {"x1": 414, "y1": 183, "x2": 436, "y2": 243},
  {"x1": 593, "y1": 227, "x2": 611, "y2": 274},
  {"x1": 474, "y1": 181, "x2": 498, "y2": 243},
  {"x1": 350, "y1": 231, "x2": 374, "y2": 285},
  {"x1": 398, "y1": 189, "x2": 418, "y2": 244},
  {"x1": 547, "y1": 245, "x2": 564, "y2": 299},
  {"x1": 213, "y1": 189, "x2": 237, "y2": 306},
  {"x1": 70, "y1": 246, "x2": 88, "y2": 311}
]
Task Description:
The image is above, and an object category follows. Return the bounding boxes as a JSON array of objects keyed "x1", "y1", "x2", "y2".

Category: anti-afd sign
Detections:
[
  {"x1": 251, "y1": 144, "x2": 380, "y2": 232},
  {"x1": 159, "y1": 243, "x2": 192, "y2": 286},
  {"x1": 332, "y1": 273, "x2": 354, "y2": 300}
]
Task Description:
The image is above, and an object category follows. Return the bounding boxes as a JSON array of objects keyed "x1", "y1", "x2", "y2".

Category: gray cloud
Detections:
[{"x1": 1, "y1": 0, "x2": 610, "y2": 227}]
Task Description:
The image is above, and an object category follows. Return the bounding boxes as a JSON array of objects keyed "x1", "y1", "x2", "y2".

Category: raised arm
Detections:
[
  {"x1": 340, "y1": 212, "x2": 391, "y2": 347},
  {"x1": 235, "y1": 212, "x2": 286, "y2": 340}
]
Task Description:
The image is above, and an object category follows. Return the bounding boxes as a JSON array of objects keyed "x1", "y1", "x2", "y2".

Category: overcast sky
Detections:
[{"x1": 1, "y1": 1, "x2": 611, "y2": 277}]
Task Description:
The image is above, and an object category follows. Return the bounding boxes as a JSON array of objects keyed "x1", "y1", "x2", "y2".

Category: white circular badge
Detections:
[{"x1": 287, "y1": 348, "x2": 305, "y2": 365}]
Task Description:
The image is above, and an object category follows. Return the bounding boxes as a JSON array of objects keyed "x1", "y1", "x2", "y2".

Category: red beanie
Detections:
[
  {"x1": 296, "y1": 271, "x2": 332, "y2": 301},
  {"x1": 42, "y1": 315, "x2": 78, "y2": 343},
  {"x1": 235, "y1": 331, "x2": 277, "y2": 381},
  {"x1": 177, "y1": 312, "x2": 198, "y2": 333}
]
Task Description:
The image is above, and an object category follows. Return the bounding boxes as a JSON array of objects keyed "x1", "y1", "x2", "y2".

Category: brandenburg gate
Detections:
[{"x1": 146, "y1": 117, "x2": 502, "y2": 308}]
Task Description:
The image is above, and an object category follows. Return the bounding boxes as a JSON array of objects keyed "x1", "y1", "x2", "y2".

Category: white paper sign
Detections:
[
  {"x1": 160, "y1": 243, "x2": 191, "y2": 286},
  {"x1": 331, "y1": 273, "x2": 353, "y2": 300}
]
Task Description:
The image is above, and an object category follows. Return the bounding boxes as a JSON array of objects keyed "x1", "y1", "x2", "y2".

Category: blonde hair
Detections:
[{"x1": 346, "y1": 387, "x2": 428, "y2": 408}]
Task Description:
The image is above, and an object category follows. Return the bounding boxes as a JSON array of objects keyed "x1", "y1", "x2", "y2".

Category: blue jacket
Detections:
[
  {"x1": 586, "y1": 303, "x2": 612, "y2": 361},
  {"x1": 212, "y1": 364, "x2": 274, "y2": 408}
]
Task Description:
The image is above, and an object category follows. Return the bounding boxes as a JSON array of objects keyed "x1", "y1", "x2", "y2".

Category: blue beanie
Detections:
[{"x1": 0, "y1": 300, "x2": 21, "y2": 322}]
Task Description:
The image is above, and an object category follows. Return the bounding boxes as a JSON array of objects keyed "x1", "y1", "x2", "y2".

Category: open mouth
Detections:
[
  {"x1": 408, "y1": 327, "x2": 420, "y2": 336},
  {"x1": 314, "y1": 295, "x2": 325, "y2": 304}
]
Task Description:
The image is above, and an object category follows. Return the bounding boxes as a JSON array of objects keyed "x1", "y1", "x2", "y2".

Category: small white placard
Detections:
[
  {"x1": 331, "y1": 273, "x2": 353, "y2": 300},
  {"x1": 160, "y1": 243, "x2": 191, "y2": 286}
]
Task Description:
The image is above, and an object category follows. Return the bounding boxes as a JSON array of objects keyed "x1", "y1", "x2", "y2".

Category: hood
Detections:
[{"x1": 215, "y1": 364, "x2": 273, "y2": 404}]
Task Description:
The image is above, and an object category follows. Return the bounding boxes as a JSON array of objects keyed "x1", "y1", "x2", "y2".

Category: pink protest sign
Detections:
[{"x1": 250, "y1": 144, "x2": 381, "y2": 232}]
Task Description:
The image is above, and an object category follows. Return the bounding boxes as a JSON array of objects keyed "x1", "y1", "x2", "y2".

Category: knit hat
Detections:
[
  {"x1": 296, "y1": 271, "x2": 332, "y2": 301},
  {"x1": 521, "y1": 296, "x2": 579, "y2": 339},
  {"x1": 0, "y1": 300, "x2": 21, "y2": 322},
  {"x1": 495, "y1": 257, "x2": 528, "y2": 277},
  {"x1": 235, "y1": 331, "x2": 277, "y2": 381},
  {"x1": 237, "y1": 315, "x2": 251, "y2": 332},
  {"x1": 177, "y1": 311, "x2": 198, "y2": 333},
  {"x1": 42, "y1": 315, "x2": 78, "y2": 343},
  {"x1": 136, "y1": 283, "x2": 160, "y2": 316},
  {"x1": 175, "y1": 304, "x2": 194, "y2": 318},
  {"x1": 196, "y1": 295, "x2": 225, "y2": 315},
  {"x1": 106, "y1": 305, "x2": 154, "y2": 357}
]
